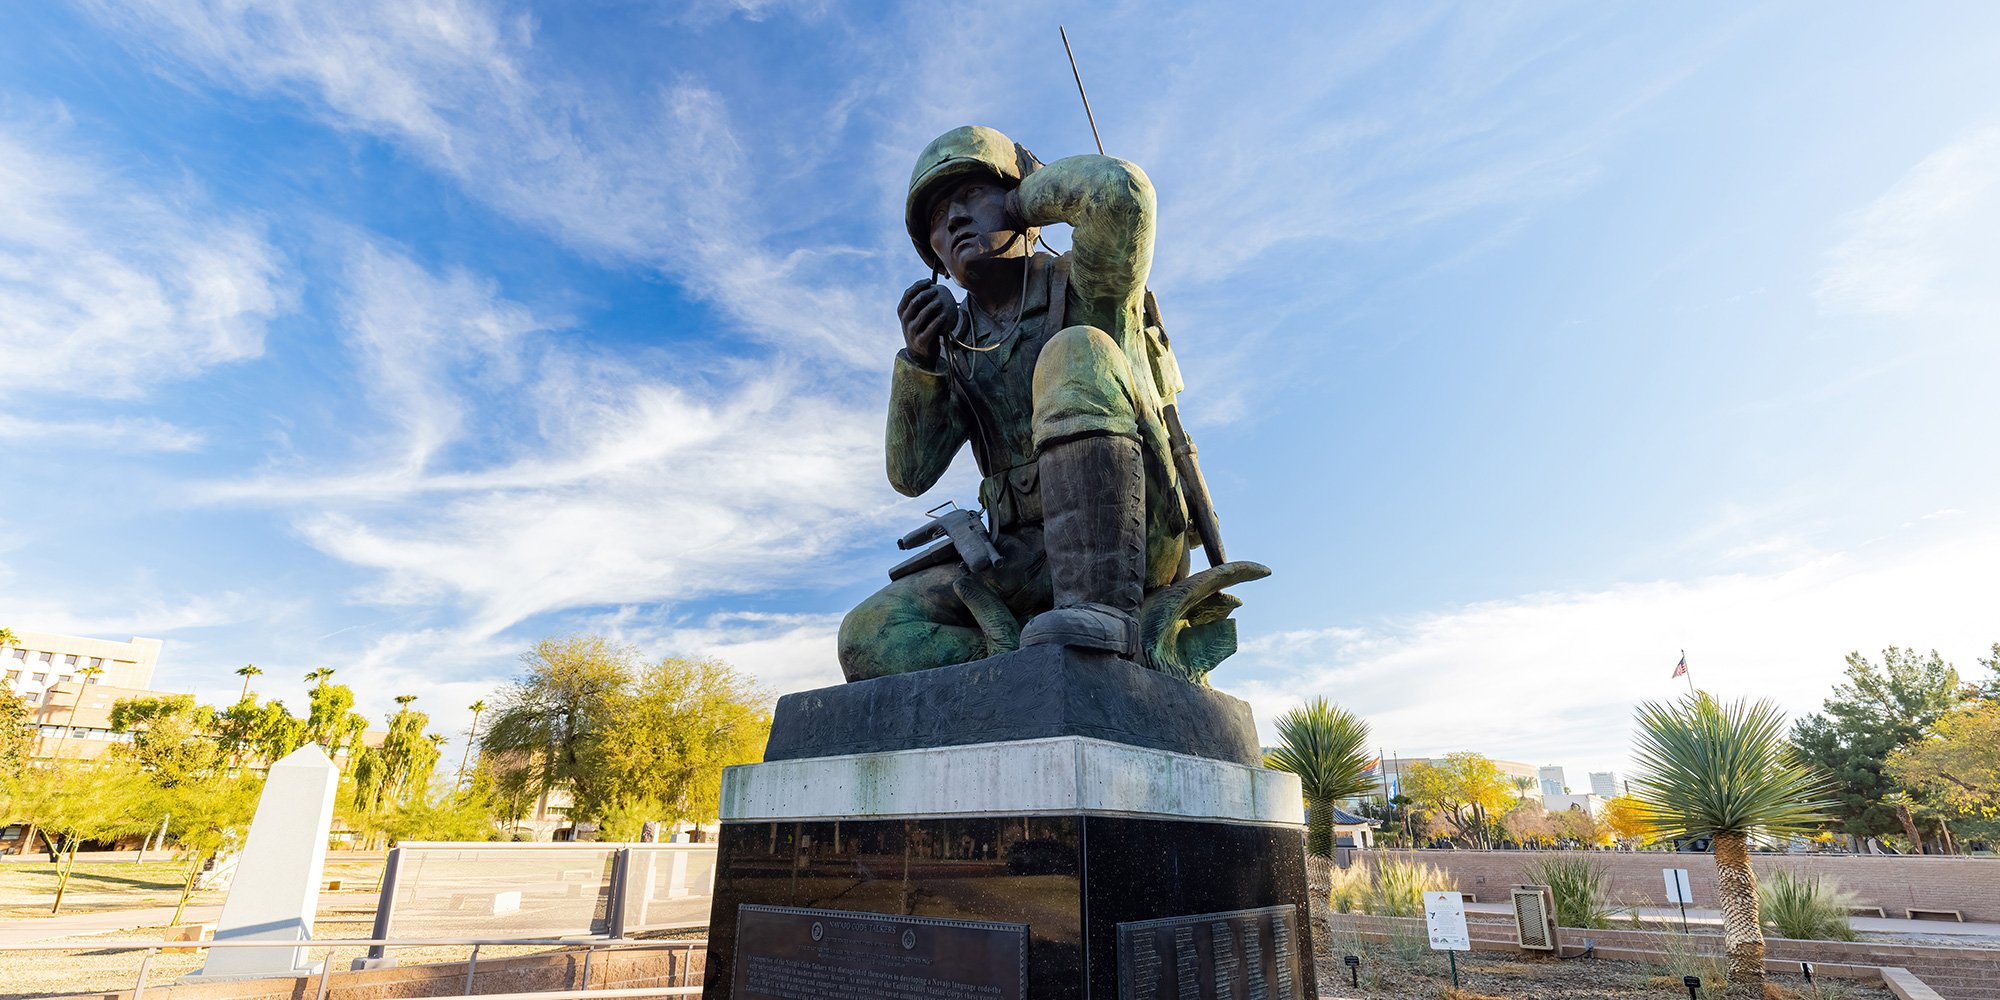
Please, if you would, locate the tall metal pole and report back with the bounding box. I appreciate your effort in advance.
[1059,26,1105,155]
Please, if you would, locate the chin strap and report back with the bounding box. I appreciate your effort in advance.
[951,229,1035,353]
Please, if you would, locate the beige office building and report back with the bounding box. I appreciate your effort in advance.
[3,630,161,710]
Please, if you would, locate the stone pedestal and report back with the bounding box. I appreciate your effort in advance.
[186,744,338,981]
[703,649,1319,1000]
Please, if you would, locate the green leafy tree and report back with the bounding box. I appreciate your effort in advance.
[12,763,154,912]
[353,696,440,818]
[159,776,261,924]
[0,682,31,773]
[481,635,634,823]
[1632,692,1831,983]
[380,778,500,845]
[306,681,357,750]
[1887,701,2000,830]
[216,696,308,769]
[108,695,224,788]
[1263,698,1373,857]
[1402,752,1513,848]
[1790,647,1968,848]
[587,656,771,829]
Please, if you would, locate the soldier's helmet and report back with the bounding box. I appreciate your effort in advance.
[906,125,1040,273]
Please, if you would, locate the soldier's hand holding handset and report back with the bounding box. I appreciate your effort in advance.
[898,278,956,368]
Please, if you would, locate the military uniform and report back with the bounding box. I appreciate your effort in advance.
[838,127,1192,681]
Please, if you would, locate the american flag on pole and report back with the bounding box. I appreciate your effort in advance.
[1672,654,1688,679]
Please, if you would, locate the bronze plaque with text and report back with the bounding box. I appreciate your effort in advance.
[1116,904,1303,1000]
[731,904,1027,1000]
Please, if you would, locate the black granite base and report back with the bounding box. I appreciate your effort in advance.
[702,813,1318,1000]
[763,645,1263,767]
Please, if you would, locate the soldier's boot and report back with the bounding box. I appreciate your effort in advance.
[1020,433,1145,658]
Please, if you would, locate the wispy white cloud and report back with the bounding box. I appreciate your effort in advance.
[202,239,890,639]
[0,414,204,452]
[1218,517,2000,777]
[0,110,289,398]
[1815,123,2000,322]
[78,0,891,368]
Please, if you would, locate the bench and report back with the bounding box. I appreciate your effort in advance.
[1905,908,1962,922]
[1846,905,1885,918]
[162,922,213,954]
[448,890,523,916]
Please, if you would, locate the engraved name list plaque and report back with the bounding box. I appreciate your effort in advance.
[731,905,1027,1000]
[1116,905,1302,1000]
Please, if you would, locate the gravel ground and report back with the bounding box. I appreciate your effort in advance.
[0,913,571,1000]
[0,856,493,1000]
[1310,937,1898,1000]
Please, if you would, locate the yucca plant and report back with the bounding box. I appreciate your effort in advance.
[1759,869,1857,941]
[1264,698,1374,857]
[1525,854,1611,929]
[1630,691,1832,983]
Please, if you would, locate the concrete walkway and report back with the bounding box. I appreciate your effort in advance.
[1465,900,2000,938]
[0,903,222,945]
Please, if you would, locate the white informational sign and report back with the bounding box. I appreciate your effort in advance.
[1423,891,1471,952]
[1664,868,1693,904]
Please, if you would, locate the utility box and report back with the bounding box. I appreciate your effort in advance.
[1511,885,1559,952]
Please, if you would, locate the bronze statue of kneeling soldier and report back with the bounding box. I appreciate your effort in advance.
[838,125,1265,684]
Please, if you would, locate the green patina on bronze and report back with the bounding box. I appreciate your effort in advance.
[838,126,1265,684]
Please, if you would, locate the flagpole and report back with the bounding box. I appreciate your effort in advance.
[1683,649,1694,696]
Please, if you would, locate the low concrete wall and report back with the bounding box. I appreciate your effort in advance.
[58,942,705,1000]
[1327,912,1994,1000]
[1360,848,2000,922]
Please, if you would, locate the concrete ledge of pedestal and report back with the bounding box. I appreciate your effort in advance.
[764,645,1262,766]
[720,735,1304,826]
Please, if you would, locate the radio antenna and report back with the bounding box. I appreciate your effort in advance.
[1059,26,1105,155]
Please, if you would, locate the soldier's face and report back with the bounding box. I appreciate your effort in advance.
[927,176,1026,282]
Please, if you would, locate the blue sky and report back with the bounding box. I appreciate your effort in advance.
[3,1,1996,781]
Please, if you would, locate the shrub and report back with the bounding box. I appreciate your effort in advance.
[1328,861,1369,913]
[1365,857,1455,917]
[1758,869,1857,941]
[1658,931,1729,993]
[1525,855,1612,929]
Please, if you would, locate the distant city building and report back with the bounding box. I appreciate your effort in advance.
[1370,755,1543,801]
[2,630,160,710]
[1589,771,1620,798]
[1544,792,1608,818]
[1538,765,1566,798]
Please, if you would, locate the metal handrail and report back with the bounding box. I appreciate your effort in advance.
[425,990,701,999]
[0,935,706,950]
[3,934,709,1000]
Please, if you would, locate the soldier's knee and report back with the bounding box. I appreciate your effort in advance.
[1032,325,1138,449]
[836,595,896,682]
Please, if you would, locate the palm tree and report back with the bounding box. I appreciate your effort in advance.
[305,667,335,690]
[0,627,18,648]
[1631,692,1831,983]
[456,699,487,789]
[48,664,105,761]
[1265,697,1374,857]
[235,664,262,702]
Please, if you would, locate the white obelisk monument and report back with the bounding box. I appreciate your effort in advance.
[187,743,339,980]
